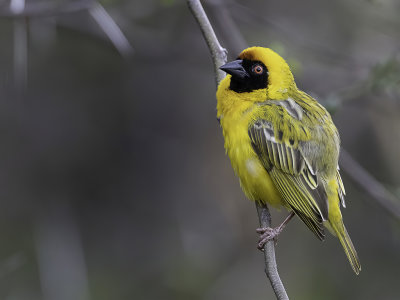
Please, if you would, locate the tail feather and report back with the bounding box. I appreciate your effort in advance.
[330,220,361,275]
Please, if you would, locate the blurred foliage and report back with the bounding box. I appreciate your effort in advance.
[369,56,400,98]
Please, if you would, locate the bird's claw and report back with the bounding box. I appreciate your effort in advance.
[256,227,282,250]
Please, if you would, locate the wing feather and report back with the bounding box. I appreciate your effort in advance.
[249,119,328,239]
[336,168,346,208]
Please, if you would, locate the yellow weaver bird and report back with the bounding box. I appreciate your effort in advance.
[216,47,361,274]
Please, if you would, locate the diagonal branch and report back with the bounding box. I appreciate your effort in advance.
[340,149,400,220]
[187,1,289,299]
[89,2,133,58]
[1,0,93,18]
[187,0,227,87]
[2,0,134,58]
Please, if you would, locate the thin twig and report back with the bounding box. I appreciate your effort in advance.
[187,0,227,87]
[11,0,28,92]
[3,0,134,58]
[89,2,134,58]
[340,149,400,220]
[256,203,290,300]
[0,0,93,18]
[186,0,289,298]
[10,0,25,14]
[330,70,400,221]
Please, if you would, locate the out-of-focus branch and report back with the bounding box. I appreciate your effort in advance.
[88,2,133,58]
[187,0,227,87]
[2,0,133,58]
[187,1,289,299]
[11,0,28,95]
[0,0,93,18]
[35,201,91,300]
[328,61,400,221]
[340,149,400,220]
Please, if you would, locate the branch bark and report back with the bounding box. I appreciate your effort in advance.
[187,0,227,87]
[256,203,290,300]
[187,0,289,299]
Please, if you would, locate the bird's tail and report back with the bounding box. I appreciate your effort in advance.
[330,219,361,275]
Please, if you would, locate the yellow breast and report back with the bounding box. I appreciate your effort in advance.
[217,83,282,207]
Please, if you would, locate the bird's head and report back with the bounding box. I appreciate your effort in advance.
[219,47,296,100]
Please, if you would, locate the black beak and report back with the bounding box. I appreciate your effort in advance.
[220,59,248,79]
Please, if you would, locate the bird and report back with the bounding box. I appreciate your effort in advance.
[216,46,361,274]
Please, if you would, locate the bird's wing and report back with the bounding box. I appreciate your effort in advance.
[336,167,346,208]
[249,117,329,240]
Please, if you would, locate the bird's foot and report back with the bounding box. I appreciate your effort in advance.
[256,226,282,250]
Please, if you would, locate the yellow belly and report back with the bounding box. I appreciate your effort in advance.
[222,117,283,207]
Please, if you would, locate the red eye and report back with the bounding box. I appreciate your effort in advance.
[252,64,263,75]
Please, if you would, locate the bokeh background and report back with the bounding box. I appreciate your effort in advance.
[0,0,399,299]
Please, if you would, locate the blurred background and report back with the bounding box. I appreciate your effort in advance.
[0,0,399,299]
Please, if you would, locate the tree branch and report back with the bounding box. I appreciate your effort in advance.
[187,0,227,87]
[187,1,289,299]
[0,0,93,18]
[340,149,400,220]
[1,0,134,58]
[88,2,133,58]
[256,202,290,300]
